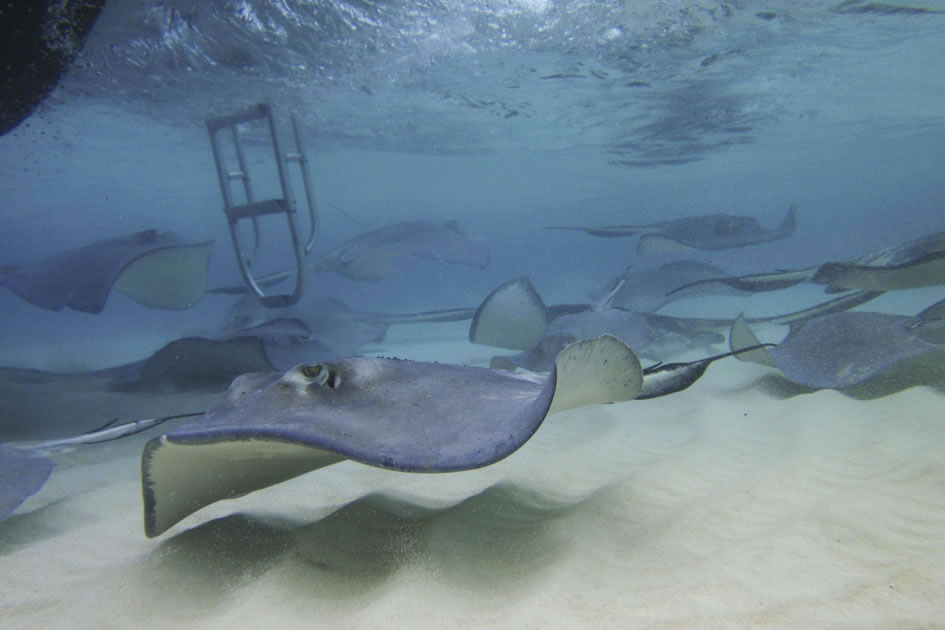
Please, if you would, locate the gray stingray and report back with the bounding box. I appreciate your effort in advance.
[209,220,490,293]
[546,205,796,254]
[0,229,213,313]
[141,335,644,537]
[313,219,490,280]
[670,230,945,296]
[217,295,389,364]
[0,340,257,441]
[216,294,476,368]
[833,1,945,15]
[729,298,945,389]
[468,277,882,370]
[1,414,196,525]
[588,261,741,312]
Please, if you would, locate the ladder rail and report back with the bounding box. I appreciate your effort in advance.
[205,102,318,308]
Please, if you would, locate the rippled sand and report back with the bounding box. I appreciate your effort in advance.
[2,329,945,628]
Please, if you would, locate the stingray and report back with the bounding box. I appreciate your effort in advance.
[832,1,945,15]
[588,261,741,312]
[1,414,196,525]
[545,205,796,254]
[217,295,390,364]
[313,219,490,280]
[670,229,945,296]
[215,294,477,368]
[209,220,490,293]
[729,298,945,389]
[0,341,252,441]
[0,229,213,313]
[141,335,644,537]
[468,277,882,369]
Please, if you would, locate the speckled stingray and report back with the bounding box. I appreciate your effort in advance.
[546,205,796,254]
[141,335,643,537]
[0,229,212,313]
[730,302,945,388]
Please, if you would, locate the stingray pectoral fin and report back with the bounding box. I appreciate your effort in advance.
[469,277,549,350]
[729,314,778,368]
[774,203,797,239]
[548,334,643,414]
[918,296,945,322]
[0,444,55,523]
[112,242,213,309]
[636,234,699,255]
[142,437,343,538]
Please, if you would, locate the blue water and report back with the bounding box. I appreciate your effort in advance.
[1,0,944,369]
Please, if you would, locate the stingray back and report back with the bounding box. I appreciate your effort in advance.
[772,312,940,388]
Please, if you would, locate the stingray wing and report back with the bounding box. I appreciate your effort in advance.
[0,444,54,523]
[0,230,211,313]
[141,336,642,537]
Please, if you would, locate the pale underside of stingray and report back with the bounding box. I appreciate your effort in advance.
[0,229,213,313]
[141,335,644,537]
[545,205,796,254]
[729,298,945,389]
[669,229,945,296]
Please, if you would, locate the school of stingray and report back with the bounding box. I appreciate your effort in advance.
[2,206,945,538]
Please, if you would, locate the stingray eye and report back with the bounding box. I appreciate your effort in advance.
[301,364,323,379]
[300,363,341,389]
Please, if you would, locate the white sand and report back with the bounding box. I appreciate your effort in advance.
[3,322,945,628]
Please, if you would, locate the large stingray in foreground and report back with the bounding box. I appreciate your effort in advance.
[0,229,213,313]
[142,335,644,537]
[729,299,945,389]
[546,205,796,254]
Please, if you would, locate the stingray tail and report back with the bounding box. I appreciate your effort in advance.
[25,412,204,452]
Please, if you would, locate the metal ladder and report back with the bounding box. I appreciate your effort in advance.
[206,102,318,307]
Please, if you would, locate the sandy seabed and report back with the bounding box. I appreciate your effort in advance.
[2,325,945,629]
